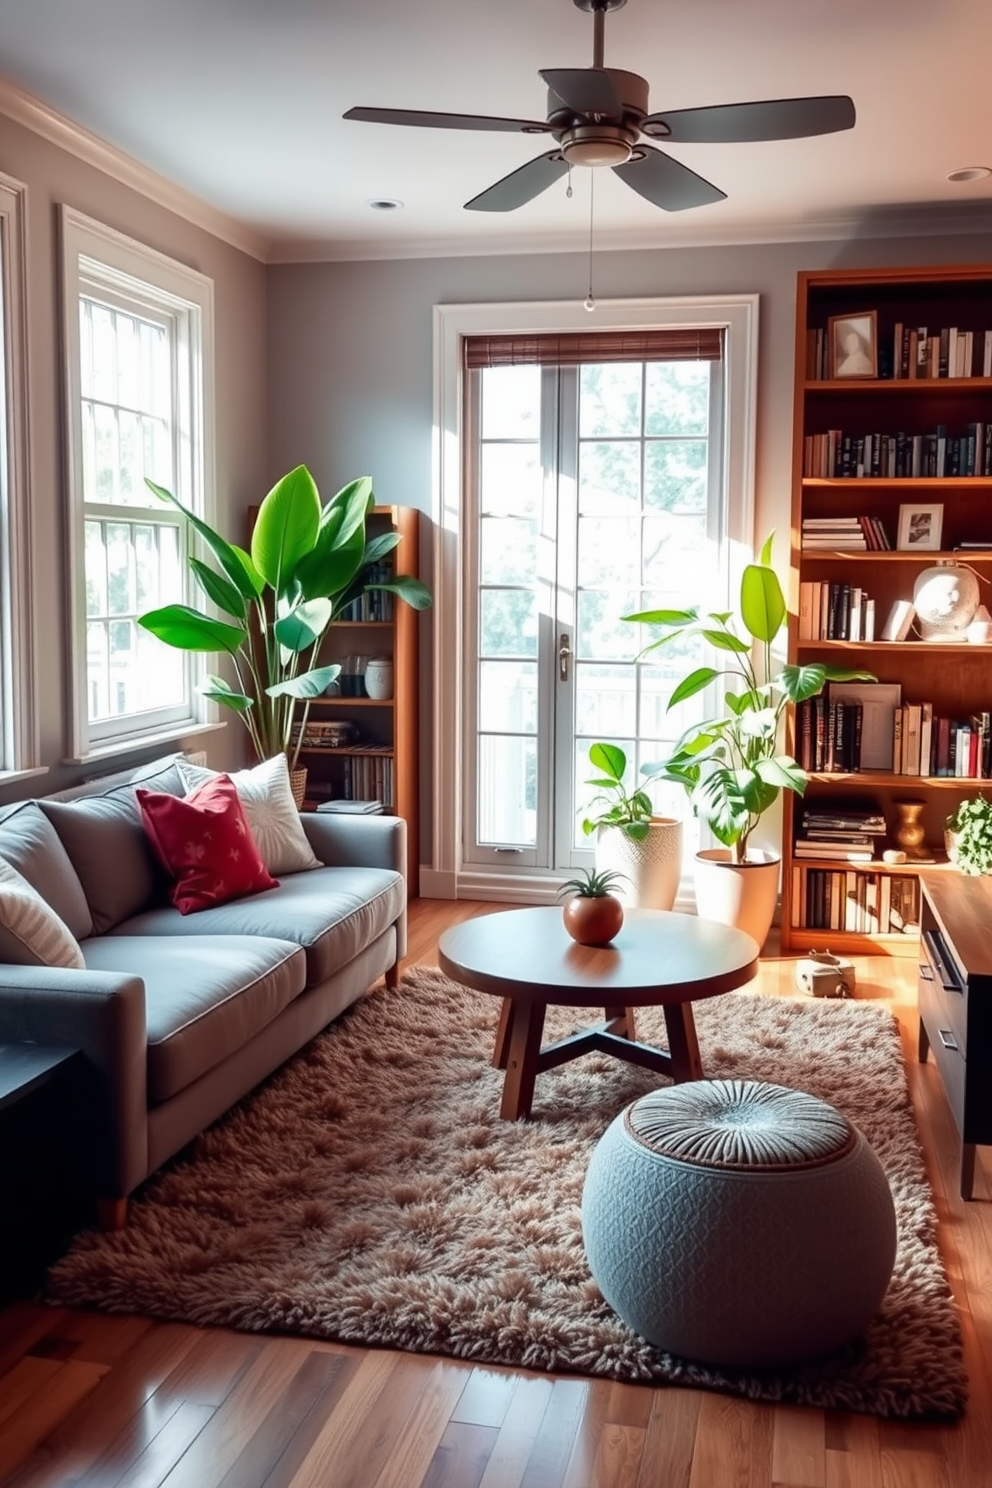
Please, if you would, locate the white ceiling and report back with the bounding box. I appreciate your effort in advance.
[1,0,991,262]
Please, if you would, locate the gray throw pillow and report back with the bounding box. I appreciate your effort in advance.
[0,801,93,940]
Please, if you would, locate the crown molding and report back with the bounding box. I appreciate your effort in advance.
[0,75,270,263]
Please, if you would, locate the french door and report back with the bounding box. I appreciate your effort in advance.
[463,352,732,882]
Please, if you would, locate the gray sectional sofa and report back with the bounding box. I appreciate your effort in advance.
[0,753,407,1226]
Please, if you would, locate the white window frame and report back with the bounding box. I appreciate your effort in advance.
[60,206,216,762]
[0,172,43,783]
[428,294,759,903]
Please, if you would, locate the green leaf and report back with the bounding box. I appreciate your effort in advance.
[756,754,808,792]
[273,597,334,653]
[668,667,719,708]
[296,521,367,604]
[362,531,402,564]
[189,558,246,620]
[200,674,253,712]
[702,629,750,654]
[324,477,375,547]
[589,742,626,782]
[266,664,341,699]
[251,465,321,588]
[622,607,698,626]
[137,605,245,655]
[757,531,775,567]
[740,560,786,643]
[373,576,433,610]
[145,479,263,600]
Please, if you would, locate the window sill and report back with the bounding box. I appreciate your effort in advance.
[0,765,50,786]
[62,720,227,767]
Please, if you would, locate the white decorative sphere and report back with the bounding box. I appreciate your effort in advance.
[912,562,979,641]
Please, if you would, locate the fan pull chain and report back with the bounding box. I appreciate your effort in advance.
[566,161,573,199]
[584,173,596,312]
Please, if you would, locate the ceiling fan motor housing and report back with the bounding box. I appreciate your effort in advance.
[549,68,647,166]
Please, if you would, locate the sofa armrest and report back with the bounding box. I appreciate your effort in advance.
[0,967,148,1199]
[302,812,407,875]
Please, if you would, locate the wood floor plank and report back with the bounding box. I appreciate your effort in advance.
[0,1356,63,1430]
[369,1361,476,1488]
[418,1420,499,1488]
[0,1305,70,1379]
[0,1358,107,1479]
[89,1400,215,1488]
[450,1366,519,1429]
[565,1421,645,1488]
[687,1394,774,1488]
[210,1348,355,1488]
[517,1377,591,1488]
[771,1404,826,1487]
[634,1387,701,1488]
[476,1375,556,1488]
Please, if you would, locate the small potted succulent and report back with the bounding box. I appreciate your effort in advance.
[945,795,992,876]
[557,866,627,947]
[581,742,682,909]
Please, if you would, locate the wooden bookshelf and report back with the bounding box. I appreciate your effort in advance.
[299,504,420,890]
[784,265,992,956]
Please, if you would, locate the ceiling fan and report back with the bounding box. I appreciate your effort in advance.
[344,0,855,214]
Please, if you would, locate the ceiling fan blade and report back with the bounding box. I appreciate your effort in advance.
[643,95,856,144]
[614,146,726,212]
[539,68,623,117]
[465,151,568,212]
[343,106,553,135]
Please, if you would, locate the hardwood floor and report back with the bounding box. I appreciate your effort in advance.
[1,898,989,1487]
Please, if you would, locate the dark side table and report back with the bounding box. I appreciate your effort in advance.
[0,1044,79,1111]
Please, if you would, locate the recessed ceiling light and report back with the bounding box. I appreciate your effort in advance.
[946,166,991,183]
[367,198,404,211]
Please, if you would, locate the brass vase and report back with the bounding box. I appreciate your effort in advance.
[892,801,931,861]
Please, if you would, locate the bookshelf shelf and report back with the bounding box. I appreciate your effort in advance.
[785,263,992,956]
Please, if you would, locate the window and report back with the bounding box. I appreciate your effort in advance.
[431,296,758,903]
[61,208,215,759]
[0,172,39,779]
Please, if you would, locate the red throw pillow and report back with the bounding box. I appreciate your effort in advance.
[136,773,278,915]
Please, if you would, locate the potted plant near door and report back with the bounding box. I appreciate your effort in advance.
[581,742,683,910]
[138,465,431,803]
[624,535,873,946]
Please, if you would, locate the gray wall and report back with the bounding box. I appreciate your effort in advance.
[266,230,992,862]
[0,114,268,803]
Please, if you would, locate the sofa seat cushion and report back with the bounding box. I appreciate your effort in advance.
[108,866,404,988]
[82,934,306,1102]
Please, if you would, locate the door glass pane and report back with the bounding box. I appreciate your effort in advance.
[577,516,640,587]
[645,361,710,436]
[480,443,542,517]
[480,516,538,585]
[576,588,640,660]
[579,363,641,437]
[578,441,641,513]
[480,590,538,658]
[481,365,540,440]
[479,660,537,733]
[478,735,536,845]
[575,662,637,738]
[642,514,709,589]
[644,440,708,512]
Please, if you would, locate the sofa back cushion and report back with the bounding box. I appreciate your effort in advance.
[0,856,86,968]
[40,759,187,934]
[0,801,93,940]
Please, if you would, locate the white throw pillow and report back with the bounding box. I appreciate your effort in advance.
[0,855,86,969]
[176,755,321,875]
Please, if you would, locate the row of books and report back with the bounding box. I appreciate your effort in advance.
[800,516,891,550]
[803,424,992,478]
[806,324,992,382]
[795,697,866,775]
[797,582,876,642]
[338,563,396,622]
[790,867,920,935]
[794,805,888,861]
[893,704,992,778]
[342,751,395,807]
[290,719,360,749]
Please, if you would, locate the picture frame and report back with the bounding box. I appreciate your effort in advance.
[826,681,902,769]
[828,310,878,379]
[897,502,944,551]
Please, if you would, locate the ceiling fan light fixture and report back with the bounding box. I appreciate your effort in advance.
[946,166,991,183]
[560,124,635,166]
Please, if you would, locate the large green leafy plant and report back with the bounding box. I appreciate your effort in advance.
[581,742,655,842]
[138,465,431,769]
[625,535,873,864]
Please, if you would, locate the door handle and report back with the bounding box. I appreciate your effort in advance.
[938,1029,959,1051]
[558,633,571,682]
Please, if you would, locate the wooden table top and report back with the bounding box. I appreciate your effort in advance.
[438,906,759,1008]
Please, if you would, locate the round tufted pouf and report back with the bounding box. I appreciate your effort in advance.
[581,1078,897,1369]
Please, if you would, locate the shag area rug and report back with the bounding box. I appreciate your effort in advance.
[47,967,966,1419]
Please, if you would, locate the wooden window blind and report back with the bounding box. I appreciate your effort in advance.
[464,327,723,368]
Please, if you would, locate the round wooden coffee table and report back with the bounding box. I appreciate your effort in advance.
[437,906,759,1120]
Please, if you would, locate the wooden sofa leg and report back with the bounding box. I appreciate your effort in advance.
[384,962,401,989]
[97,1198,129,1231]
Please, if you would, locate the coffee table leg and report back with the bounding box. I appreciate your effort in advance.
[501,1001,547,1120]
[663,1002,704,1082]
[604,1005,635,1041]
[493,996,514,1069]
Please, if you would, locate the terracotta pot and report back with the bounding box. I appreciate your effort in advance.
[562,893,624,947]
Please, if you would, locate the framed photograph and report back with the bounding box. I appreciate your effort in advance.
[827,681,902,769]
[828,311,878,379]
[897,502,944,551]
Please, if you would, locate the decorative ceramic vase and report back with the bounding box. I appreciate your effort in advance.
[892,800,930,860]
[594,818,683,910]
[562,893,624,947]
[364,655,394,700]
[693,848,780,951]
[912,561,979,642]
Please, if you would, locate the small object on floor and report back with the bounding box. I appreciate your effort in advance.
[581,1078,897,1369]
[315,799,384,814]
[796,951,856,998]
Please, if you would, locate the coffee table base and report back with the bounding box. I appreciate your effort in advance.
[492,997,703,1121]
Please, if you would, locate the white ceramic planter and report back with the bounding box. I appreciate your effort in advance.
[364,656,394,700]
[594,818,683,910]
[693,847,780,950]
